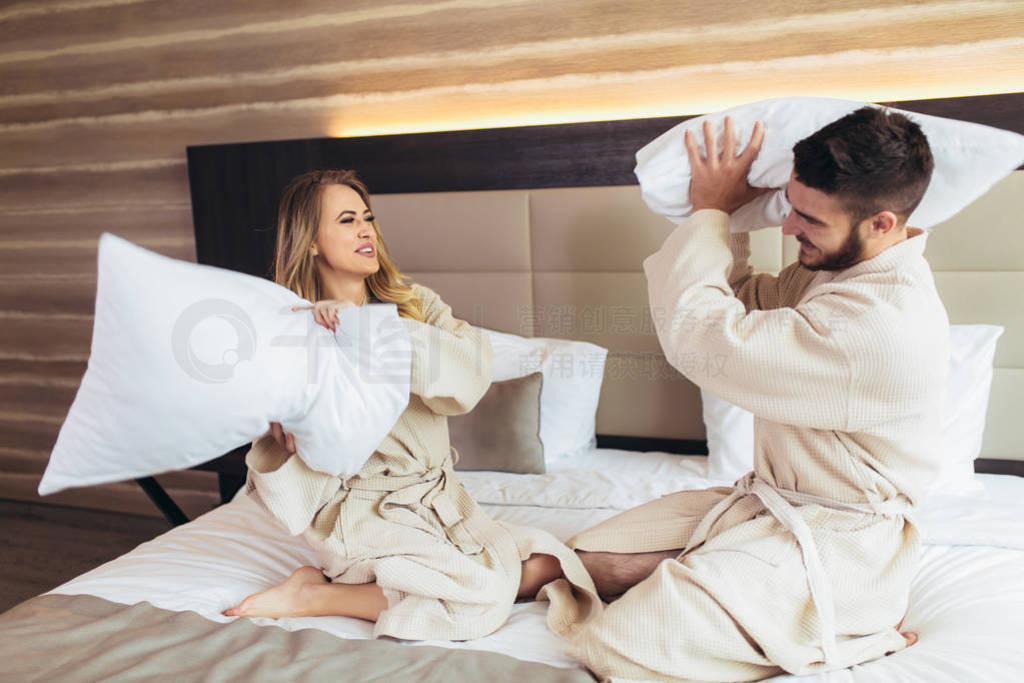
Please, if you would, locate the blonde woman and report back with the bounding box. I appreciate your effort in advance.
[222,170,598,641]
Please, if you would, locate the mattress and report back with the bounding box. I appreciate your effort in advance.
[7,449,1024,681]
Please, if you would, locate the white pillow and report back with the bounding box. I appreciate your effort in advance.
[484,329,607,460]
[38,234,411,495]
[701,324,1004,495]
[701,389,754,482]
[635,97,1024,231]
[930,324,1004,495]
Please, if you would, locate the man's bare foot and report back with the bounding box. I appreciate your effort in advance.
[222,566,328,618]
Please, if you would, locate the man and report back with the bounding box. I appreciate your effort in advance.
[563,108,948,680]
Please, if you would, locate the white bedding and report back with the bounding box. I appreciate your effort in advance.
[51,449,1024,681]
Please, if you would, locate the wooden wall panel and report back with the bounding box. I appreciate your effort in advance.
[0,204,194,247]
[2,0,1022,515]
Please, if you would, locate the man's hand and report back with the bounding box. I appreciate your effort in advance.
[270,421,296,454]
[685,117,769,214]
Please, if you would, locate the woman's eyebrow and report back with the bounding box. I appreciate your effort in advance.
[335,209,373,220]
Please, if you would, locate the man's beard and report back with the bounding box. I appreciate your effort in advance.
[800,223,866,271]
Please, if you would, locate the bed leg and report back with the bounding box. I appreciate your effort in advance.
[218,473,245,505]
[135,477,189,526]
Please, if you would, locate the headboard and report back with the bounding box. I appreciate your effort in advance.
[182,93,1024,507]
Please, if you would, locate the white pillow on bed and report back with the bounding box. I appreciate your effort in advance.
[38,234,412,495]
[930,324,1004,494]
[701,324,1004,495]
[635,97,1024,231]
[701,389,755,482]
[484,329,607,460]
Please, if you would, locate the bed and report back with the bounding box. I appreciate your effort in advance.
[2,93,1022,682]
[5,452,1024,681]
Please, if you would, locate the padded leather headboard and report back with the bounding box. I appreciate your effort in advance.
[186,94,1023,470]
[370,177,1024,461]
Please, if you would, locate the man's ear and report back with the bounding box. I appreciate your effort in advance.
[866,210,899,236]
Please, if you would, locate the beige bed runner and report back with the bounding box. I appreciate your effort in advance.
[0,594,595,682]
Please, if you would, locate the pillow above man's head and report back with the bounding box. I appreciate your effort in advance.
[38,234,411,495]
[635,97,1024,231]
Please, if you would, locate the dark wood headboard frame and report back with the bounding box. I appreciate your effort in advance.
[142,93,1023,525]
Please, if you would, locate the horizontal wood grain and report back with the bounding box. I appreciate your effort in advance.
[0,418,61,452]
[0,240,194,278]
[0,359,87,382]
[3,11,1017,124]
[4,1,955,92]
[0,383,77,419]
[0,279,97,315]
[0,206,192,253]
[0,161,190,213]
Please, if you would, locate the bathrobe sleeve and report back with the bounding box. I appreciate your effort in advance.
[401,285,493,416]
[644,210,879,431]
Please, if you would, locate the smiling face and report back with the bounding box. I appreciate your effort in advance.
[782,172,870,272]
[314,183,381,279]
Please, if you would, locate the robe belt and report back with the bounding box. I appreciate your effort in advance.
[682,471,911,667]
[342,462,482,555]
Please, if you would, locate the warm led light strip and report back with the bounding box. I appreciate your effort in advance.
[328,41,1024,138]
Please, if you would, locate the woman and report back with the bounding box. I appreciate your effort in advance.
[222,170,599,641]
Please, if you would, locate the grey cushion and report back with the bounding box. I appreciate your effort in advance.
[450,372,545,474]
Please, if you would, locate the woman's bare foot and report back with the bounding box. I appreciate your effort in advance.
[518,554,563,599]
[222,566,328,618]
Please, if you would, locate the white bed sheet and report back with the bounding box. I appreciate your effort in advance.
[50,449,1024,681]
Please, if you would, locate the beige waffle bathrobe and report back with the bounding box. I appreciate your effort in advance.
[244,284,600,641]
[564,210,949,681]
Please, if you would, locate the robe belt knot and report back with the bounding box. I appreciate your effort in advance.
[682,471,911,667]
[346,462,482,554]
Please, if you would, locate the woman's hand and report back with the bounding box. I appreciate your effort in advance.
[269,421,296,453]
[291,299,354,332]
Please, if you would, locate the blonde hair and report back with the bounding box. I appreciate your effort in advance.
[272,169,424,322]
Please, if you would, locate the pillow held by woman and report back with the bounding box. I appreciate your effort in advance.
[38,234,411,494]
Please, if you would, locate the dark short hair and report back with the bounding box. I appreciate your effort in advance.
[792,106,934,223]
